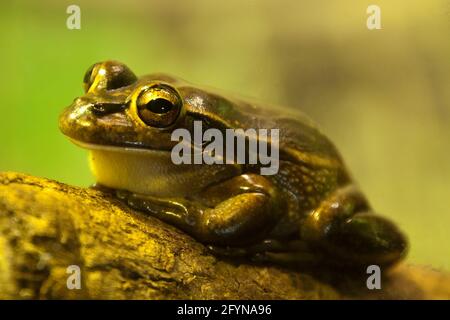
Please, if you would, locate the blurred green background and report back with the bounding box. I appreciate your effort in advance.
[1,0,449,270]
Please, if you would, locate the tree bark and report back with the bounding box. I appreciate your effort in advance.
[0,172,449,299]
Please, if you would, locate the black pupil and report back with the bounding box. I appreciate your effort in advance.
[146,98,174,114]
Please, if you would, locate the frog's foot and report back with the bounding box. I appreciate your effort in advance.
[207,239,291,257]
[301,185,408,267]
[208,239,322,266]
[206,245,250,258]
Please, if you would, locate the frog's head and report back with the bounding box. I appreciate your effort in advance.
[59,60,240,195]
[59,60,193,152]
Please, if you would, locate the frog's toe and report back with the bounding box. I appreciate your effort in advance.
[327,212,408,267]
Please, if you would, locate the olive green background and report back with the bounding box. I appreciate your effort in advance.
[1,0,449,270]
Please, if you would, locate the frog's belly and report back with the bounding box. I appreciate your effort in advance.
[87,146,239,197]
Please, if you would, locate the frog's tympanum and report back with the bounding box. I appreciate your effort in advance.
[60,61,407,268]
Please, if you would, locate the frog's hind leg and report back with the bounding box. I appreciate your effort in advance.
[301,185,408,267]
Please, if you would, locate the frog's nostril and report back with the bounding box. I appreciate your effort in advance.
[90,103,127,115]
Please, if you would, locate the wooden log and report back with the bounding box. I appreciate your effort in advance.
[0,172,449,299]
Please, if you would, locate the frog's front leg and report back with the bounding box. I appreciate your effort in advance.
[118,174,285,246]
[301,184,408,267]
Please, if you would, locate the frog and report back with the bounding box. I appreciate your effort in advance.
[59,60,408,268]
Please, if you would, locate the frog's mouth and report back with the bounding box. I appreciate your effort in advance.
[71,139,172,155]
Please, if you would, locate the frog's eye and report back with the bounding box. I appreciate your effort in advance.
[136,84,182,128]
[83,61,137,93]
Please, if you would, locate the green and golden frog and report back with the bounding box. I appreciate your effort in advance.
[59,61,407,267]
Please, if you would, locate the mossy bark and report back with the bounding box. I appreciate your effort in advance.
[0,172,449,299]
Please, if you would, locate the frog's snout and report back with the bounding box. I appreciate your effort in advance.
[59,98,90,139]
[60,97,93,124]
